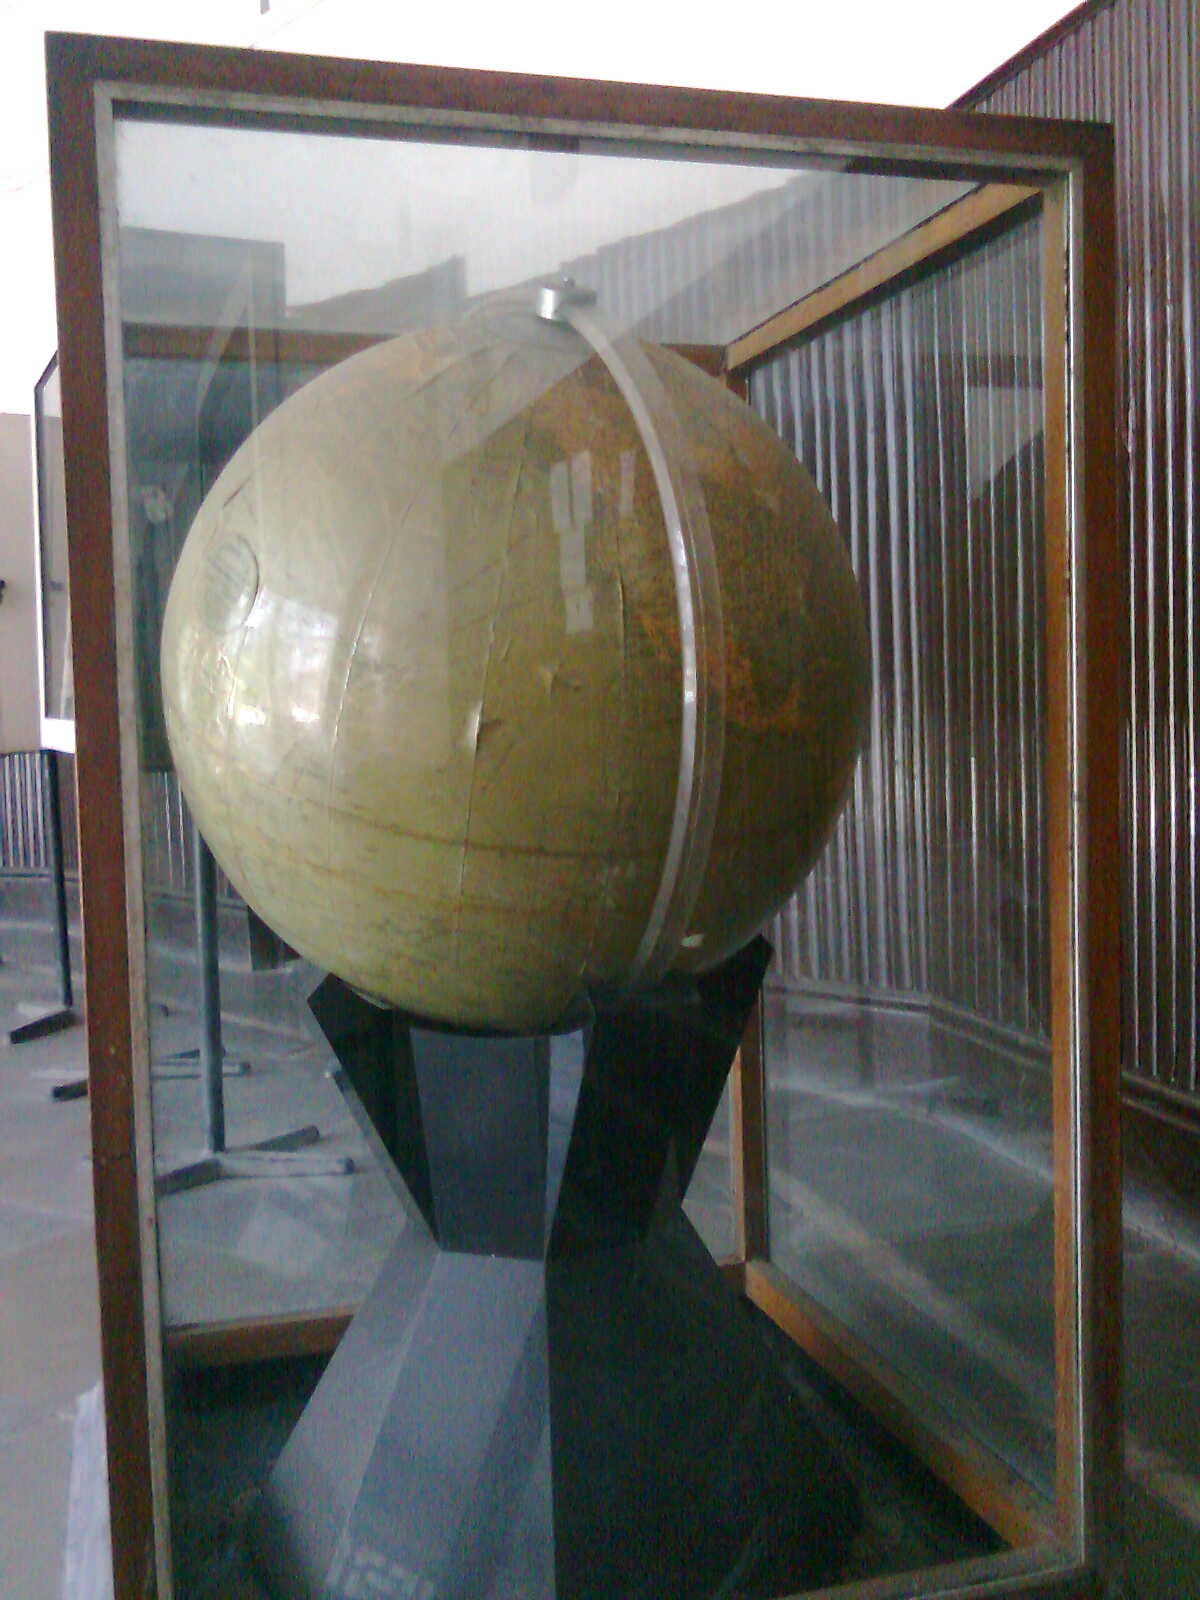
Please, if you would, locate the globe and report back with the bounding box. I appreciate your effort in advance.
[160,299,870,1032]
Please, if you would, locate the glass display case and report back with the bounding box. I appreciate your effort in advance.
[46,32,1121,1600]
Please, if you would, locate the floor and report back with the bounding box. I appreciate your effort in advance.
[2,885,1200,1599]
[0,918,101,1600]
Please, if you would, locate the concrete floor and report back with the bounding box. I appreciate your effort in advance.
[0,958,101,1599]
[3,893,1200,1598]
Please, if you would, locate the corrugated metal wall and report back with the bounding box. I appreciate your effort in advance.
[1,751,54,875]
[0,751,79,878]
[0,752,210,900]
[963,0,1199,1090]
[755,218,1050,1041]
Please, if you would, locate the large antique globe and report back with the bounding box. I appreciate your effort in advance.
[161,297,870,1031]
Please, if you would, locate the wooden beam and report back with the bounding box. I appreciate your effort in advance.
[1040,176,1082,1550]
[123,323,380,366]
[799,1555,1098,1600]
[164,1307,356,1370]
[725,182,1040,370]
[123,324,727,373]
[1069,133,1124,1578]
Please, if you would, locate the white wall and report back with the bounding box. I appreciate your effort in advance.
[0,412,41,754]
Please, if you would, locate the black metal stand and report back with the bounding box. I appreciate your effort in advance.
[154,824,352,1195]
[196,821,226,1151]
[248,940,861,1600]
[10,751,81,1062]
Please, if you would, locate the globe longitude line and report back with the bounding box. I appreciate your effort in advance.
[558,293,726,991]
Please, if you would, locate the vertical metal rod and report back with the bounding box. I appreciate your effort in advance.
[43,752,73,1010]
[729,996,769,1264]
[192,822,225,1154]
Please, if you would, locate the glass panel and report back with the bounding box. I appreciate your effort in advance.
[121,255,405,1331]
[757,216,1055,1498]
[107,97,1061,1599]
[115,118,971,346]
[34,360,72,725]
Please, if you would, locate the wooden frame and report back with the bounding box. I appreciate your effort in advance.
[164,1308,356,1372]
[746,1259,1051,1549]
[717,172,1079,1553]
[45,31,1119,1600]
[717,148,1120,1588]
[725,180,1040,369]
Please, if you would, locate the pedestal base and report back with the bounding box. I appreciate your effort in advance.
[247,942,860,1598]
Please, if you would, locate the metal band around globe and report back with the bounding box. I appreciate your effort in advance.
[536,282,727,988]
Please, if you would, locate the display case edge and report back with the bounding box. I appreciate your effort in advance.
[42,29,1121,1599]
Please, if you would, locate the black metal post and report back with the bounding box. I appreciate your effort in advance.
[193,822,226,1154]
[156,823,349,1193]
[45,751,73,1010]
[9,749,79,1052]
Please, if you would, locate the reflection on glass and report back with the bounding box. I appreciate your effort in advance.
[115,118,971,347]
[34,359,72,726]
[758,218,1055,1497]
[119,226,405,1333]
[110,99,1055,1599]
